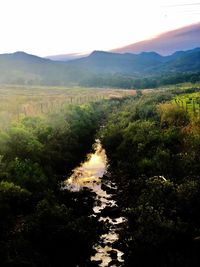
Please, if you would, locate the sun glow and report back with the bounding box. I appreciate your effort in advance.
[65,140,107,190]
[0,0,199,56]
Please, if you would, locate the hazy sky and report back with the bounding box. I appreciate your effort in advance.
[0,0,199,56]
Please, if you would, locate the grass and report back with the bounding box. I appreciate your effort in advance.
[0,85,136,129]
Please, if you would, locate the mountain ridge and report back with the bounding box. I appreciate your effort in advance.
[111,22,200,55]
[0,47,200,86]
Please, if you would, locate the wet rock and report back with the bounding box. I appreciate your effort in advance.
[108,250,118,259]
[112,240,125,253]
[101,207,120,218]
[96,199,102,206]
[104,241,112,246]
[101,184,116,195]
[105,218,110,224]
[101,183,110,192]
[91,260,102,266]
[108,259,119,266]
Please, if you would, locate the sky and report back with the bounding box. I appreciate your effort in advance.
[0,0,199,56]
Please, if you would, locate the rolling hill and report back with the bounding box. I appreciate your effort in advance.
[0,51,90,85]
[67,48,200,75]
[0,48,200,86]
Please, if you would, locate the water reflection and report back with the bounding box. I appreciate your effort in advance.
[65,140,125,267]
[66,140,107,191]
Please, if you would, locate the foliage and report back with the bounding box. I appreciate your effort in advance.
[0,98,107,267]
[100,88,200,266]
[173,92,200,117]
[1,85,200,266]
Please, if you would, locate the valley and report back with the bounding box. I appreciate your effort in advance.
[0,6,200,266]
[0,84,200,266]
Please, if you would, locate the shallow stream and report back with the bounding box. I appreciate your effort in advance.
[65,140,126,267]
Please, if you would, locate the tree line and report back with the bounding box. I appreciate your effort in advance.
[80,72,200,89]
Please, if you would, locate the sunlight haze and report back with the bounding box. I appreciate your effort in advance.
[0,0,199,56]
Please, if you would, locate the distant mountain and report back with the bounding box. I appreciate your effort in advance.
[111,22,200,55]
[67,48,200,75]
[0,51,89,85]
[45,52,89,62]
[0,48,200,86]
[153,47,200,74]
[67,50,165,75]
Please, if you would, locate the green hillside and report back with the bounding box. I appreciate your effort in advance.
[0,49,200,87]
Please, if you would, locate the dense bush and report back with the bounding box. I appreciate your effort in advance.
[0,102,103,267]
[1,88,200,266]
[100,90,200,266]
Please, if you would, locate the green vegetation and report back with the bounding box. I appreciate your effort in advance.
[99,86,200,266]
[0,99,105,266]
[1,49,200,89]
[81,72,200,89]
[173,92,200,117]
[1,84,200,266]
[0,85,127,266]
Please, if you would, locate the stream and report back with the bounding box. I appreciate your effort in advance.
[64,139,126,267]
